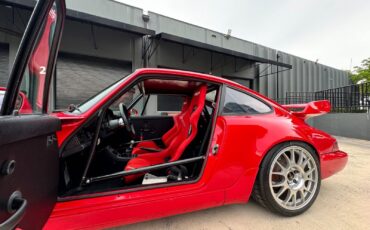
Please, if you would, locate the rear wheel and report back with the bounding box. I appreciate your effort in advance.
[252,142,321,216]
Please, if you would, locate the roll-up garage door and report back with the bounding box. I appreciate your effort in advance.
[0,43,9,88]
[56,54,131,109]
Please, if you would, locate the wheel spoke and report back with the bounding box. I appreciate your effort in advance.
[276,161,287,171]
[282,153,291,168]
[301,158,309,168]
[297,150,305,165]
[284,190,293,204]
[272,180,286,188]
[303,187,312,194]
[305,167,316,177]
[306,178,316,183]
[299,190,305,203]
[276,186,288,198]
[272,171,285,176]
[290,149,296,164]
[292,193,297,207]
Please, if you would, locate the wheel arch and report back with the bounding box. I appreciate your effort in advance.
[257,139,320,171]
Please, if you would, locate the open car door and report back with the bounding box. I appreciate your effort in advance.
[0,0,65,229]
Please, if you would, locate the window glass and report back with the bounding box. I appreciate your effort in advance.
[206,90,217,102]
[131,95,145,116]
[222,87,271,115]
[109,84,141,116]
[0,91,4,108]
[143,94,185,116]
[0,3,60,115]
[0,3,59,114]
[157,95,183,112]
[71,77,129,114]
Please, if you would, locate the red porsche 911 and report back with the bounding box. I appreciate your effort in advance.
[0,0,348,229]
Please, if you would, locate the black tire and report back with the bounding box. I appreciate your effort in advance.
[252,141,321,216]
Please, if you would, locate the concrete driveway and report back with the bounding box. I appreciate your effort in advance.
[116,137,370,230]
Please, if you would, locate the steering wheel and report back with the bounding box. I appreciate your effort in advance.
[119,103,136,137]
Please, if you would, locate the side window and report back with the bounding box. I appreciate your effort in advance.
[1,4,59,115]
[222,87,271,115]
[110,84,141,116]
[144,94,185,116]
[206,90,217,103]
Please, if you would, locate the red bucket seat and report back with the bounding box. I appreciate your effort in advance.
[124,84,207,183]
[132,97,191,154]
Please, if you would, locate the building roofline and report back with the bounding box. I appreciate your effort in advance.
[0,0,155,36]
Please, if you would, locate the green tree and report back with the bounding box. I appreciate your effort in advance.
[350,57,370,83]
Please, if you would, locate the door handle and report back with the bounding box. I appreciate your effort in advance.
[0,191,27,230]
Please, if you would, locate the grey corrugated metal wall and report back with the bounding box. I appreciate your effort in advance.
[144,12,349,97]
[258,51,349,99]
[0,44,9,87]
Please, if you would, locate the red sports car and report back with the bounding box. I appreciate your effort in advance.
[0,0,348,229]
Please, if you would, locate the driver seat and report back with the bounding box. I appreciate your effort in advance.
[132,97,191,154]
[124,84,207,183]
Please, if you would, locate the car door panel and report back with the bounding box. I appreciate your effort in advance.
[0,0,66,228]
[0,115,60,229]
[45,182,224,229]
[0,115,61,145]
[131,116,174,139]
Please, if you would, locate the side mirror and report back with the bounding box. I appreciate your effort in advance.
[0,90,32,114]
[15,92,32,114]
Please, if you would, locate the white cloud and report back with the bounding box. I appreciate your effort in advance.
[116,0,370,70]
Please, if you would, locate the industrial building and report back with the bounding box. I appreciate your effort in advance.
[0,0,349,110]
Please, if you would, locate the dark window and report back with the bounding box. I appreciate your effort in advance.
[157,95,184,111]
[222,87,271,115]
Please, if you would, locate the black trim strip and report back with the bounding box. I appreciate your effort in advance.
[0,0,155,36]
[156,33,292,69]
[84,156,205,184]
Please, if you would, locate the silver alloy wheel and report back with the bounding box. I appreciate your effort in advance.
[268,146,319,210]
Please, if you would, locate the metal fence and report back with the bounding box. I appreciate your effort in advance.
[275,82,370,113]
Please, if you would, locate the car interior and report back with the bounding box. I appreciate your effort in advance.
[58,77,220,197]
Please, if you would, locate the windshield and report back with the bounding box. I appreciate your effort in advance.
[70,75,131,114]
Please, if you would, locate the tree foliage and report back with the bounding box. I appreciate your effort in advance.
[350,57,370,83]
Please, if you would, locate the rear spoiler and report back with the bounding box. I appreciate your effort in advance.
[282,100,331,120]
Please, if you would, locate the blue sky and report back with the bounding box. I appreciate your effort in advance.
[116,0,370,70]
